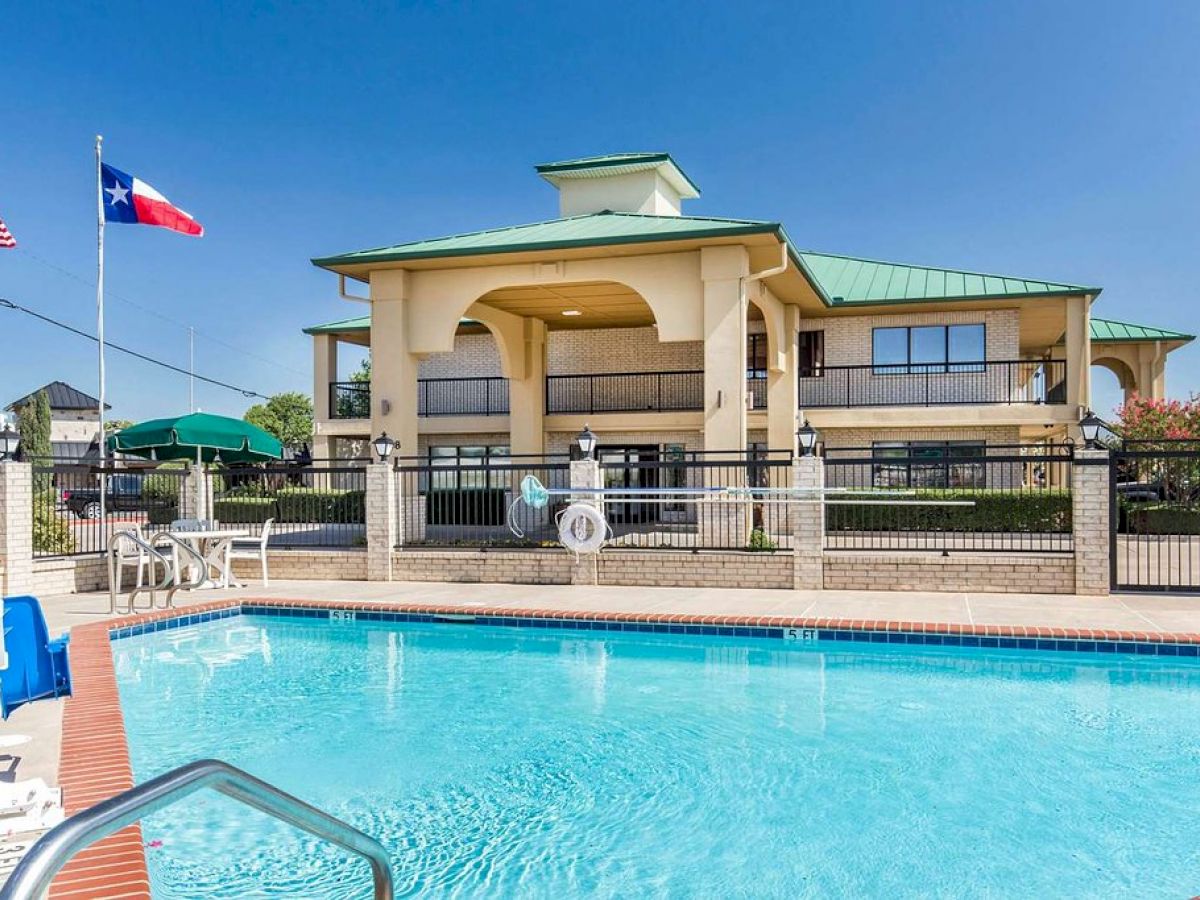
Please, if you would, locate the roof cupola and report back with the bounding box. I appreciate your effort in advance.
[535,152,699,218]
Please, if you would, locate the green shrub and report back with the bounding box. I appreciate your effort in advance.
[213,496,278,524]
[147,504,179,526]
[747,527,778,551]
[826,488,1072,533]
[142,463,185,503]
[33,492,74,554]
[1122,503,1200,535]
[276,487,365,523]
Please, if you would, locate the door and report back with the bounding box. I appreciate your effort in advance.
[599,445,660,524]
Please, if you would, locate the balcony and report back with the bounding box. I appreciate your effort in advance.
[797,359,1066,408]
[326,358,1067,421]
[329,378,510,419]
[546,371,703,415]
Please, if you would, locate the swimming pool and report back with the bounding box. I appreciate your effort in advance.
[111,610,1200,898]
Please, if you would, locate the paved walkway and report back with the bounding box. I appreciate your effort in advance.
[7,579,1200,791]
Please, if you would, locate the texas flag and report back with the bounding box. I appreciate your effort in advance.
[101,164,203,236]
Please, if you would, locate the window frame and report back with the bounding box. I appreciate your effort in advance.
[869,440,987,489]
[798,330,825,378]
[870,324,986,375]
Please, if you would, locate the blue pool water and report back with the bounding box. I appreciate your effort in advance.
[112,615,1200,898]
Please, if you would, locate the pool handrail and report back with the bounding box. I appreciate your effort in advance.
[106,530,174,615]
[151,531,214,604]
[0,758,395,900]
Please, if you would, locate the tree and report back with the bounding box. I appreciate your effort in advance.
[349,356,370,384]
[1116,395,1200,442]
[104,419,134,435]
[244,392,314,448]
[1115,395,1200,502]
[16,389,52,462]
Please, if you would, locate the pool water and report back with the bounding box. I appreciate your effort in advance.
[112,616,1200,898]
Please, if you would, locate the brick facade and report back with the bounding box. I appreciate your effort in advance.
[823,553,1076,594]
[1,461,33,596]
[1072,448,1110,595]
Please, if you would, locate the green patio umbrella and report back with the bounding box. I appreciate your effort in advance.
[107,413,284,520]
[106,412,284,464]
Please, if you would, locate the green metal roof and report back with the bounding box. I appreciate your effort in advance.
[302,314,370,335]
[311,211,778,268]
[534,152,701,196]
[1090,317,1194,343]
[795,250,1099,305]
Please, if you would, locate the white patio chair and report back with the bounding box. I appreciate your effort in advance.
[112,526,149,592]
[225,518,273,586]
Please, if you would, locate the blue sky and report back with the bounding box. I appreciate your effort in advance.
[2,0,1198,423]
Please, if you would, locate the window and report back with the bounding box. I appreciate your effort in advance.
[429,445,510,490]
[871,441,986,488]
[746,333,768,380]
[872,324,985,374]
[798,330,824,378]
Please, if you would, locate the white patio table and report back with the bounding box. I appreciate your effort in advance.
[160,528,252,590]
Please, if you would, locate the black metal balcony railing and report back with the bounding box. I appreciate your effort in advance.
[420,376,509,416]
[329,359,1067,420]
[546,371,704,415]
[330,382,370,419]
[797,359,1067,408]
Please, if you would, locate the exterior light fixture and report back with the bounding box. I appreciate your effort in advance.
[372,431,396,462]
[1078,410,1103,449]
[561,309,582,317]
[796,420,818,456]
[0,424,18,460]
[576,424,597,460]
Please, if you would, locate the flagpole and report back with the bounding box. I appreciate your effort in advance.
[96,134,106,523]
[188,325,195,412]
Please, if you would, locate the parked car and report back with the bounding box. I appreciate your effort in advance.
[1116,481,1164,503]
[63,474,143,519]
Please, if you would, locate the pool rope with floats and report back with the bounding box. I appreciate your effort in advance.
[509,475,975,556]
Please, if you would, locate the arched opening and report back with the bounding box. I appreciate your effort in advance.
[1092,357,1137,418]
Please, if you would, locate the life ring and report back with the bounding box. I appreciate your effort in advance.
[558,503,608,554]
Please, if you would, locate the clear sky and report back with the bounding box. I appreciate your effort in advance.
[2,0,1198,423]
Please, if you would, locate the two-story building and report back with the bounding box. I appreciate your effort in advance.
[305,153,1192,474]
[5,381,109,460]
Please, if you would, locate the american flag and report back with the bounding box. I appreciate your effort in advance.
[0,213,14,248]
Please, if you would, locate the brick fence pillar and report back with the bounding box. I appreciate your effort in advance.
[792,454,825,590]
[1072,447,1110,595]
[569,458,602,585]
[1,461,34,596]
[178,463,212,524]
[366,462,397,581]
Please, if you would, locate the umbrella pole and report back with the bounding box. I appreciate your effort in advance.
[195,445,203,523]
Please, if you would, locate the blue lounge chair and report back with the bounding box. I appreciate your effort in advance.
[1,595,72,720]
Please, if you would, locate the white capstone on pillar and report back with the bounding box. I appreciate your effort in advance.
[0,461,34,596]
[568,458,602,585]
[792,454,825,591]
[366,461,397,581]
[1071,447,1110,596]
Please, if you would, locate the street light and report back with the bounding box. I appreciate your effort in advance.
[372,432,396,462]
[576,424,597,460]
[1079,410,1103,449]
[796,420,818,456]
[0,424,18,460]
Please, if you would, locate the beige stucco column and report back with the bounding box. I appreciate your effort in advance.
[700,245,748,455]
[509,317,547,456]
[312,333,338,421]
[1064,295,1092,424]
[767,304,800,457]
[370,270,421,456]
[1138,343,1167,401]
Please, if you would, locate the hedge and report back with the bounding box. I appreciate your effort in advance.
[275,487,365,524]
[826,489,1072,533]
[1121,503,1200,535]
[33,492,74,554]
[213,496,277,524]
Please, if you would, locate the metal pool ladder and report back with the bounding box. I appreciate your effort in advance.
[0,759,395,900]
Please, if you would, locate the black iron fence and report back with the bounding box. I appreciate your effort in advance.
[419,376,509,416]
[210,462,367,548]
[823,443,1074,553]
[393,455,571,547]
[546,371,704,414]
[799,359,1067,408]
[597,449,794,551]
[30,463,187,558]
[1112,440,1200,592]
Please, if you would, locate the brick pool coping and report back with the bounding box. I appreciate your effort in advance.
[52,596,1200,896]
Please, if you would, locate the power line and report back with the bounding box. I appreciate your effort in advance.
[0,297,270,399]
[16,249,309,378]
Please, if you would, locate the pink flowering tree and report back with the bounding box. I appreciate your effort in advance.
[1115,395,1200,501]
